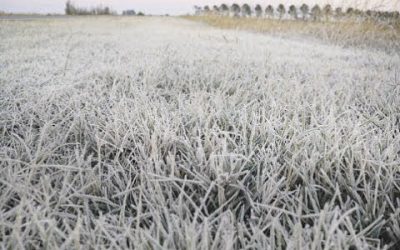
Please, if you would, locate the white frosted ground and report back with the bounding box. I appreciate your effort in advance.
[0,17,399,249]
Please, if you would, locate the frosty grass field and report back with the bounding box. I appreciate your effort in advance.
[0,16,400,249]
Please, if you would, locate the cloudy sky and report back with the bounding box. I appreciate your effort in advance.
[1,0,399,15]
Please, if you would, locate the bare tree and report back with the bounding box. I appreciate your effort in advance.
[353,9,363,18]
[300,4,309,20]
[365,10,373,19]
[323,4,332,21]
[220,4,229,16]
[122,10,136,16]
[231,4,241,17]
[393,11,400,20]
[104,7,110,15]
[65,1,113,15]
[212,5,220,14]
[193,5,202,15]
[346,7,354,17]
[65,1,76,15]
[335,7,343,19]
[288,5,298,20]
[265,5,274,18]
[277,4,286,19]
[311,5,322,21]
[241,4,252,17]
[255,4,263,18]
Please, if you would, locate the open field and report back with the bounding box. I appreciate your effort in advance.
[1,17,400,249]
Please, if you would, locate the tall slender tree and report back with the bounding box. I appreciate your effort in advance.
[346,7,354,17]
[353,9,362,18]
[277,4,286,19]
[288,5,297,19]
[213,5,219,14]
[323,4,332,20]
[241,4,252,17]
[300,4,309,20]
[104,7,110,15]
[231,4,241,17]
[255,4,263,18]
[65,0,76,15]
[311,5,322,21]
[393,11,400,19]
[220,4,229,16]
[265,5,274,18]
[193,5,202,15]
[335,7,343,19]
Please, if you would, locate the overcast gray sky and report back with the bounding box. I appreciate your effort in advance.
[1,0,399,15]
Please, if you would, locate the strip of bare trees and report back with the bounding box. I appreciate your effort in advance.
[65,1,114,15]
[194,3,400,22]
[65,1,145,16]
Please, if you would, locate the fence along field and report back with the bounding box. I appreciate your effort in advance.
[0,2,400,250]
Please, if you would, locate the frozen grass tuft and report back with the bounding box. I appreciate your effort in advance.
[0,17,400,249]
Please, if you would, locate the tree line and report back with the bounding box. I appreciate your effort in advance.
[194,3,400,22]
[65,0,114,15]
[122,10,145,16]
[65,1,145,16]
